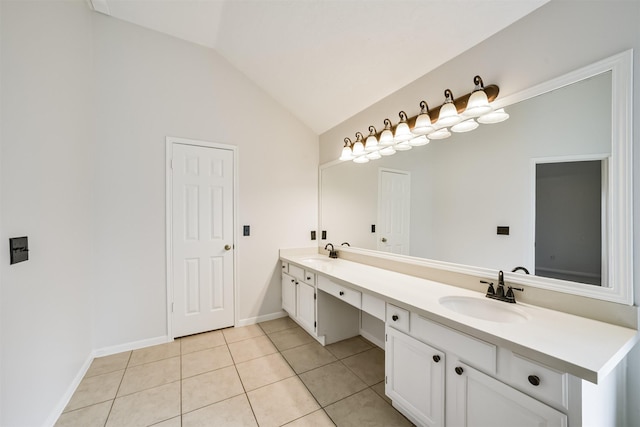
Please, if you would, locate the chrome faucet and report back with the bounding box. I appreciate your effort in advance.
[324,243,338,259]
[482,270,524,303]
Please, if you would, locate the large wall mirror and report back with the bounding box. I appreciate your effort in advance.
[320,50,633,305]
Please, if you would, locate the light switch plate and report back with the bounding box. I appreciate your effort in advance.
[10,236,29,264]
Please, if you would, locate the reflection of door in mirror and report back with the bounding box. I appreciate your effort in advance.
[535,159,607,286]
[377,169,410,254]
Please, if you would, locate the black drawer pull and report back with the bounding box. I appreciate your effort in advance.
[455,367,464,376]
[392,315,399,321]
[433,355,441,363]
[528,375,540,386]
[307,276,311,280]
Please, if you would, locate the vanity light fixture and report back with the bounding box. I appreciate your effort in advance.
[352,132,365,156]
[364,126,379,152]
[339,137,354,161]
[339,75,508,162]
[462,76,493,117]
[435,89,462,128]
[393,111,413,143]
[379,119,394,146]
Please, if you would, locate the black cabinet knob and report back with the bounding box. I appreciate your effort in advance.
[392,315,399,321]
[307,276,311,280]
[455,367,464,376]
[339,291,344,296]
[528,375,540,386]
[291,279,295,283]
[433,355,441,363]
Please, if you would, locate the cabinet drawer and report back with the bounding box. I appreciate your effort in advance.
[412,314,496,375]
[302,271,315,286]
[289,264,304,281]
[509,353,568,409]
[386,304,410,333]
[281,261,289,273]
[362,293,386,321]
[317,276,361,309]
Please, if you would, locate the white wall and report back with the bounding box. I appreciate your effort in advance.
[0,1,95,425]
[320,1,640,424]
[1,2,318,424]
[91,14,318,350]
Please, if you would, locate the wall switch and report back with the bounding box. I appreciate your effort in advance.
[243,225,250,236]
[321,230,327,240]
[497,226,510,235]
[9,236,29,264]
[310,231,316,240]
[371,224,376,233]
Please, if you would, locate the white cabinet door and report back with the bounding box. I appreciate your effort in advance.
[449,362,567,427]
[386,327,445,427]
[297,281,316,333]
[282,272,296,316]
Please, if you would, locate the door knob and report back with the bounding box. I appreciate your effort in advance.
[381,237,387,242]
[224,244,232,251]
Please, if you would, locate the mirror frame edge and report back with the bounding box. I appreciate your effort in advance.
[319,49,634,306]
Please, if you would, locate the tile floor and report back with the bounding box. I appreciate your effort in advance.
[55,317,413,427]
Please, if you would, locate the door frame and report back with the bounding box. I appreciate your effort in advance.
[165,136,238,340]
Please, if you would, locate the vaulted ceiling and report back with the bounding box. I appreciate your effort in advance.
[90,0,549,134]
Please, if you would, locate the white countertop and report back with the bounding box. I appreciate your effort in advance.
[280,250,638,384]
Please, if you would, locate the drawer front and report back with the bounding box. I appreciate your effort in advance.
[386,304,410,333]
[288,264,304,280]
[281,261,289,274]
[302,270,315,286]
[509,353,568,409]
[412,314,496,375]
[317,276,361,309]
[362,293,386,321]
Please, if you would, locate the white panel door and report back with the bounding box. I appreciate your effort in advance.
[378,169,410,254]
[171,142,234,338]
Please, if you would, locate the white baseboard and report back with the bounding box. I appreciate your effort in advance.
[93,335,171,357]
[44,351,94,427]
[236,310,288,327]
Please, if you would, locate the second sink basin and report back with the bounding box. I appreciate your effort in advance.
[439,296,530,323]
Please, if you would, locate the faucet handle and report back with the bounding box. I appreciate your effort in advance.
[480,280,495,296]
[505,286,524,303]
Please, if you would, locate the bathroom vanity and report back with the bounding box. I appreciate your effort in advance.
[280,249,638,427]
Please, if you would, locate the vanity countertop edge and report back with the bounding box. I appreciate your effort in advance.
[279,248,639,385]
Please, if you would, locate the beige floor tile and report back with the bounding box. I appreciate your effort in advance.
[55,400,112,427]
[180,330,226,354]
[324,388,412,427]
[326,336,374,359]
[281,341,337,374]
[300,361,367,407]
[342,347,385,386]
[65,370,124,412]
[151,417,181,427]
[372,380,392,404]
[129,341,180,367]
[222,324,265,344]
[258,316,298,334]
[247,376,320,427]
[106,381,180,427]
[283,409,335,427]
[117,357,180,397]
[268,326,315,351]
[182,394,258,427]
[228,335,278,363]
[181,365,244,413]
[235,353,295,391]
[181,345,233,378]
[85,352,131,378]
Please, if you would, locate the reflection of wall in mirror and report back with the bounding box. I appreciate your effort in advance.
[321,71,611,273]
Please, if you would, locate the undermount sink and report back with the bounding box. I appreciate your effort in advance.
[439,296,530,323]
[300,257,334,264]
